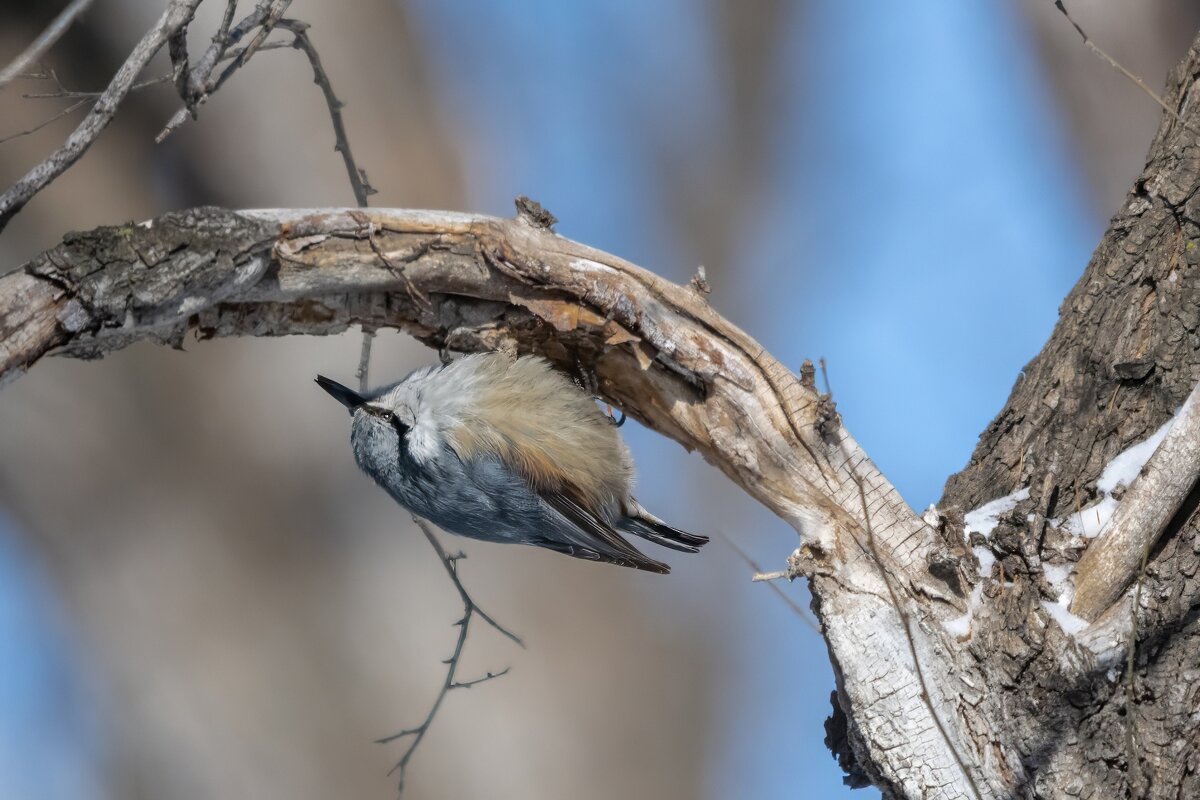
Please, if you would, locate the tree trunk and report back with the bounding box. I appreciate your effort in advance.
[927,36,1200,800]
[3,32,1200,800]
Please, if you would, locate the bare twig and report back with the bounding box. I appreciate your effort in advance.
[274,19,375,205]
[750,568,789,582]
[22,72,174,99]
[353,274,516,795]
[0,0,94,89]
[0,0,202,234]
[355,327,375,393]
[358,218,432,308]
[4,38,283,148]
[376,517,521,794]
[156,0,294,142]
[1053,1,1200,136]
[720,533,820,633]
[19,42,292,103]
[0,98,89,145]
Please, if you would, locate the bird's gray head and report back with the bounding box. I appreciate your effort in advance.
[315,367,463,474]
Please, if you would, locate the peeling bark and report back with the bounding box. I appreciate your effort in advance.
[3,32,1200,800]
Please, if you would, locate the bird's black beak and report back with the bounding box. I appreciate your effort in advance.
[315,375,366,414]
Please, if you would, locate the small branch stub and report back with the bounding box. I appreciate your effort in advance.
[514,196,557,230]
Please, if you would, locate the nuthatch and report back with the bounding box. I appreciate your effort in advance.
[316,352,707,573]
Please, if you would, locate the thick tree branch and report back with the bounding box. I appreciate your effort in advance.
[1070,379,1200,620]
[0,200,978,796]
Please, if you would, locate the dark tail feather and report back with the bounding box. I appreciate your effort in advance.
[535,538,670,574]
[619,514,709,554]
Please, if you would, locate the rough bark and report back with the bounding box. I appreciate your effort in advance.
[3,34,1200,800]
[938,35,1200,800]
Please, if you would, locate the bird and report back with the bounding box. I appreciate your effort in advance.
[316,352,707,573]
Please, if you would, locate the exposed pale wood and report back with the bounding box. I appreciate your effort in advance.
[1071,379,1200,620]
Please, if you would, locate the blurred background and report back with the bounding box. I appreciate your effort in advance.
[0,1,1197,798]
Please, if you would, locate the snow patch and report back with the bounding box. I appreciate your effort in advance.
[962,487,1029,574]
[1097,419,1175,492]
[1040,562,1090,635]
[964,487,1030,538]
[943,583,984,638]
[972,546,995,578]
[1042,598,1090,636]
[1042,562,1074,594]
[1055,415,1177,538]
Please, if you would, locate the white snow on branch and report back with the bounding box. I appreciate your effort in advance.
[963,487,1030,538]
[943,487,1031,636]
[943,583,984,638]
[1042,596,1090,635]
[1056,414,1178,538]
[961,486,1029,580]
[1039,560,1090,635]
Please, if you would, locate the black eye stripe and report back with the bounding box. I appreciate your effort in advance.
[363,405,409,437]
[389,415,409,437]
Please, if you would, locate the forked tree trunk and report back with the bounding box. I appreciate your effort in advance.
[923,35,1200,800]
[2,31,1200,800]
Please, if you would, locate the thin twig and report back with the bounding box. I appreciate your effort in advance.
[211,0,290,91]
[156,0,293,143]
[818,356,832,397]
[750,568,789,582]
[358,219,432,309]
[20,42,292,102]
[1053,1,1200,137]
[376,517,522,794]
[356,327,375,394]
[0,0,94,89]
[0,0,203,234]
[0,98,89,145]
[4,39,286,148]
[23,72,174,99]
[720,532,821,633]
[354,286,518,795]
[274,19,375,205]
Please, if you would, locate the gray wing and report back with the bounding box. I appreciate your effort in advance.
[460,455,670,574]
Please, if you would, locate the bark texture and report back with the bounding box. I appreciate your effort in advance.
[2,35,1200,800]
[938,37,1200,800]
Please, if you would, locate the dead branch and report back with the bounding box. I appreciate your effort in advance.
[0,0,202,234]
[375,518,521,794]
[0,201,984,795]
[156,0,294,142]
[0,0,94,89]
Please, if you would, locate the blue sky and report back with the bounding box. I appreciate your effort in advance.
[0,1,1097,797]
